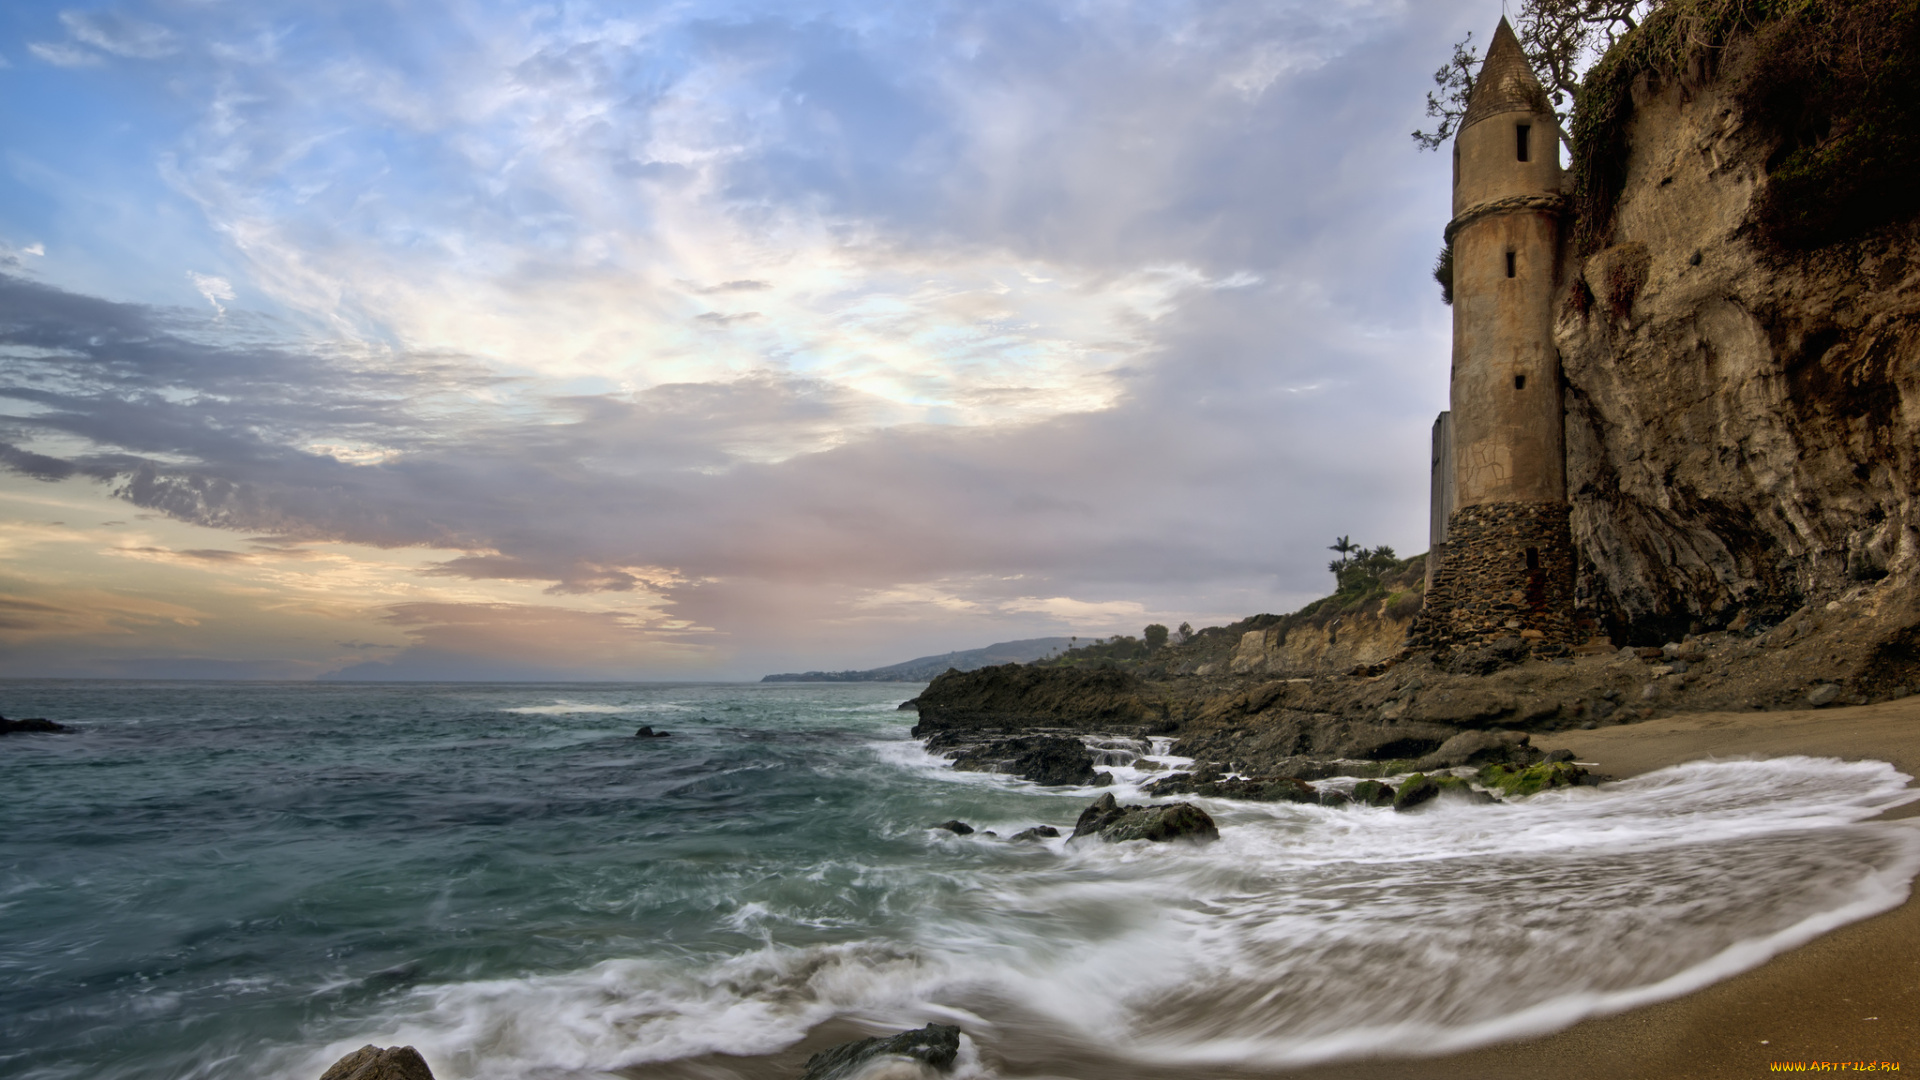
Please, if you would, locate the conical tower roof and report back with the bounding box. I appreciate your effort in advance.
[1461,18,1550,130]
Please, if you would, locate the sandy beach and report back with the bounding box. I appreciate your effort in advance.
[1275,697,1920,1078]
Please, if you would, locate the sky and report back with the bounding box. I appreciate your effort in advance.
[0,0,1492,681]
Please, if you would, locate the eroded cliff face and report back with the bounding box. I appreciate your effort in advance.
[1216,600,1415,677]
[1559,63,1920,644]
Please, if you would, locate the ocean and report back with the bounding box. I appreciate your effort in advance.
[3,679,1918,1080]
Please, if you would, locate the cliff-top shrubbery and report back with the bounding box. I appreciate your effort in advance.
[1572,0,1920,253]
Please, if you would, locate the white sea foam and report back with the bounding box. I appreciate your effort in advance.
[502,701,635,716]
[275,756,1920,1079]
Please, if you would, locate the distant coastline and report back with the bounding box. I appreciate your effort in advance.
[760,637,1071,682]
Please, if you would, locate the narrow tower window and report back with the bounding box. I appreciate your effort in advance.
[1514,374,1527,390]
[1505,251,1517,278]
[1526,547,1540,570]
[1516,124,1531,162]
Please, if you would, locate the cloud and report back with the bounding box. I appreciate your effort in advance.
[324,602,706,681]
[28,42,104,68]
[61,10,179,59]
[188,271,235,315]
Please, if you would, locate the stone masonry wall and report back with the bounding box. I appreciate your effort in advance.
[1409,500,1576,654]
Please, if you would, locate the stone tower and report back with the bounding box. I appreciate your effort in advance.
[1411,18,1577,653]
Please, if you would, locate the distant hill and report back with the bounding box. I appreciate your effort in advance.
[760,637,1074,682]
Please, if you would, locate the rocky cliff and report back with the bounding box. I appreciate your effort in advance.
[1210,594,1418,677]
[1561,30,1920,648]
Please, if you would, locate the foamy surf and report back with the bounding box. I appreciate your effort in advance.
[269,754,1920,1080]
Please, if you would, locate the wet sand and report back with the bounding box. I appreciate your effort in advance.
[1277,697,1920,1078]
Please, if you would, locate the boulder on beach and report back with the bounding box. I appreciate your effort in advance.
[317,1045,435,1080]
[1413,730,1537,771]
[1068,793,1218,844]
[0,716,69,735]
[801,1023,962,1080]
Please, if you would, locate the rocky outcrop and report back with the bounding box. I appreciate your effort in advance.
[1069,793,1219,844]
[1558,58,1920,646]
[801,1024,961,1080]
[318,1046,434,1080]
[909,665,1168,734]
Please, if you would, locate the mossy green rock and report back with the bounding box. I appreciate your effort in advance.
[1351,780,1396,807]
[1476,761,1588,798]
[1431,774,1497,804]
[1392,773,1439,812]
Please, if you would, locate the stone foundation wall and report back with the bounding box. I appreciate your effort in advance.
[1409,500,1576,654]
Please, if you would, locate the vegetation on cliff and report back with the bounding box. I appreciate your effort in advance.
[1571,0,1920,253]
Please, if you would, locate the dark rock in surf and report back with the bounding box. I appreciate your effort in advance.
[1145,772,1319,804]
[934,733,1098,786]
[1317,788,1353,807]
[1010,825,1059,842]
[1073,792,1129,836]
[1350,780,1396,807]
[634,726,672,738]
[933,820,974,835]
[0,716,68,734]
[318,1045,435,1080]
[1392,773,1440,812]
[1260,777,1320,804]
[801,1023,962,1080]
[1068,793,1218,844]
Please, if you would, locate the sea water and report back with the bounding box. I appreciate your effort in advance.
[3,680,1918,1080]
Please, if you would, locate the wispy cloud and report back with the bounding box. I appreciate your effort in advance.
[27,41,103,68]
[61,10,179,59]
[188,271,234,315]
